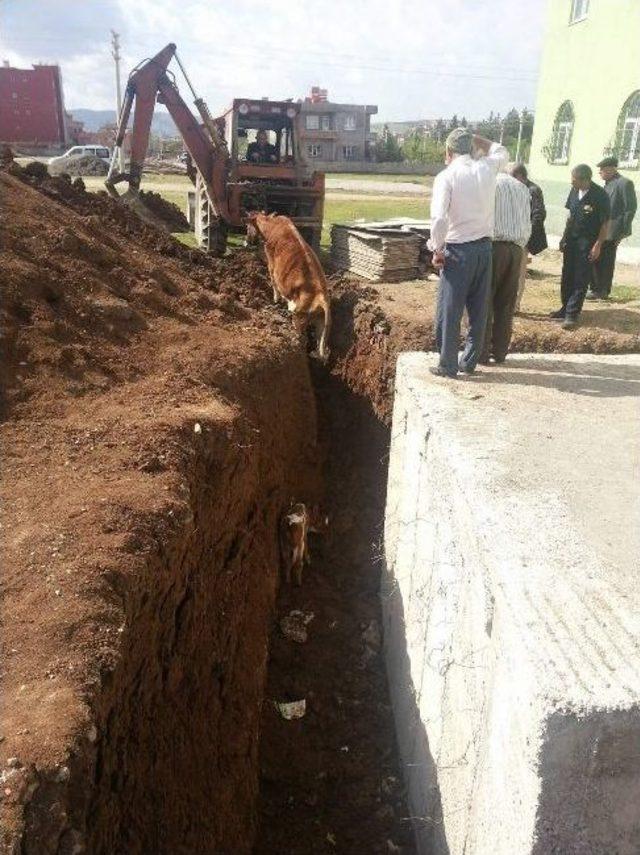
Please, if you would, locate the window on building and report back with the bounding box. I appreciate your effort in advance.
[613,91,640,168]
[569,0,589,23]
[547,101,575,164]
[320,115,331,131]
[344,114,356,130]
[307,143,322,158]
[305,114,319,130]
[342,145,358,160]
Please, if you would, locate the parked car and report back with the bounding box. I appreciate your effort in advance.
[49,145,111,167]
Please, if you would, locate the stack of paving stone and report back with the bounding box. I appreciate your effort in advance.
[330,220,427,282]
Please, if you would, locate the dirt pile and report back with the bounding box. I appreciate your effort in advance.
[48,154,109,177]
[144,156,187,175]
[1,169,276,418]
[10,160,194,236]
[139,188,190,231]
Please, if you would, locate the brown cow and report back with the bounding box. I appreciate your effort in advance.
[246,212,331,361]
[279,502,329,586]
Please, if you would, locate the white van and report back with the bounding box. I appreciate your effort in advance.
[49,145,111,166]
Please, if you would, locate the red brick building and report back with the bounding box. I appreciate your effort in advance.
[0,61,69,150]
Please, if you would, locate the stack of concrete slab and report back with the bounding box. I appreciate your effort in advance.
[383,352,640,855]
[331,221,424,281]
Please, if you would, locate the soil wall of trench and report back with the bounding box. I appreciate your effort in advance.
[6,348,321,855]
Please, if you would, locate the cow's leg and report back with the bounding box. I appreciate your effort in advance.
[264,246,280,303]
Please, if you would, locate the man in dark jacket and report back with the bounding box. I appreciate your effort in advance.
[550,164,610,330]
[588,156,637,299]
[511,163,548,311]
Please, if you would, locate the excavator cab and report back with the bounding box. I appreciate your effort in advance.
[193,99,324,253]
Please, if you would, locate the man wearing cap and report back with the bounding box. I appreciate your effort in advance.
[551,164,610,329]
[428,128,509,377]
[588,156,637,299]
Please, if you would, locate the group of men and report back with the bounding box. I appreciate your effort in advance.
[427,128,637,378]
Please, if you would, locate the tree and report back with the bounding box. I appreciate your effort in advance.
[401,130,445,164]
[375,125,404,163]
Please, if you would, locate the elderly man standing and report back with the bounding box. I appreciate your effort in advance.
[588,156,638,299]
[551,164,610,329]
[481,172,531,363]
[428,129,509,377]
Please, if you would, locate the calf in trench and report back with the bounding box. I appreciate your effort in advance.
[245,212,331,361]
[279,503,328,586]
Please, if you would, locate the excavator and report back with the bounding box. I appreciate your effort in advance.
[105,43,325,255]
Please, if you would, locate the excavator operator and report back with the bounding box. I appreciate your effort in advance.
[247,129,279,164]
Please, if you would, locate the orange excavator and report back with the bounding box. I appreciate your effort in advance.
[106,43,325,255]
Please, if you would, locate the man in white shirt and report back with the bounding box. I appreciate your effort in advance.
[481,172,531,363]
[428,128,509,378]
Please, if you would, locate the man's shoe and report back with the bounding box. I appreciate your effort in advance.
[458,363,476,374]
[429,366,457,379]
[562,317,578,330]
[549,309,565,320]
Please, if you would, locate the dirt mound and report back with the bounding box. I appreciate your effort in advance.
[0,169,275,419]
[49,153,109,177]
[22,159,49,180]
[139,188,190,231]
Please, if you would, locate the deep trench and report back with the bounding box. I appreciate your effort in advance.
[22,345,415,854]
[255,365,415,854]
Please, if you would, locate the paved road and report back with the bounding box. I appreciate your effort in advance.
[325,178,428,196]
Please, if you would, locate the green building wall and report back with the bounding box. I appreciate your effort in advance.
[528,0,640,249]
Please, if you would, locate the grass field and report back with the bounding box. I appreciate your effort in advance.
[321,197,427,244]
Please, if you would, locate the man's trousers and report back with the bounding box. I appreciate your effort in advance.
[561,237,593,319]
[591,239,617,297]
[435,238,492,376]
[481,241,523,362]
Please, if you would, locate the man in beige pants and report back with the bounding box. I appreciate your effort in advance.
[481,172,531,363]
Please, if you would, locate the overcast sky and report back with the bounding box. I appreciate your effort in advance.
[1,0,547,122]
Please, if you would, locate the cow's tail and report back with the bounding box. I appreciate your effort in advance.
[316,294,331,363]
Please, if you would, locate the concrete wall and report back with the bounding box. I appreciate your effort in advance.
[529,0,640,248]
[384,352,640,854]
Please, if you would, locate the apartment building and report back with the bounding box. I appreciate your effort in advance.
[299,87,378,163]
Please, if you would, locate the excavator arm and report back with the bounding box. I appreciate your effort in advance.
[105,43,231,223]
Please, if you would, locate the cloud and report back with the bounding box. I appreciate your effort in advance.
[0,0,546,120]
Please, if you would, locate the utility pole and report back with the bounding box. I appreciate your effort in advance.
[515,109,524,163]
[111,30,124,171]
